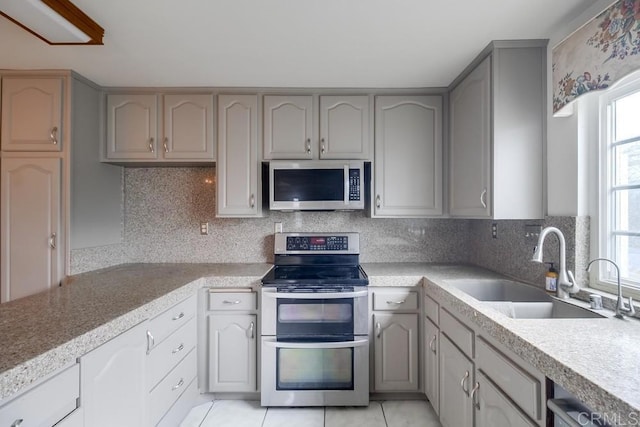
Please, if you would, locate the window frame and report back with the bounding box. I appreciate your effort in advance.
[596,76,640,296]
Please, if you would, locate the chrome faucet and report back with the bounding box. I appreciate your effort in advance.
[531,227,580,298]
[586,258,636,319]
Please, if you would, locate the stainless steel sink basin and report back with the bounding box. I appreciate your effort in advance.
[445,279,551,302]
[445,279,605,319]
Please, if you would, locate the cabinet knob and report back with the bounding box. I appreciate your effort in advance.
[50,127,58,145]
[376,322,381,338]
[376,195,381,209]
[172,378,185,391]
[429,335,437,354]
[470,382,480,410]
[49,232,57,250]
[460,370,470,395]
[321,138,326,154]
[250,194,255,208]
[306,138,311,154]
[172,312,185,321]
[386,300,406,305]
[148,137,154,153]
[146,330,155,354]
[480,188,487,209]
[172,343,185,354]
[163,137,169,153]
[249,321,255,339]
[223,300,241,305]
[11,419,24,427]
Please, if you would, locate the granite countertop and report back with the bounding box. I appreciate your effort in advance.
[0,263,272,401]
[1,261,638,424]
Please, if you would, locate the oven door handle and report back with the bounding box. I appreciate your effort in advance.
[262,338,369,349]
[262,290,368,299]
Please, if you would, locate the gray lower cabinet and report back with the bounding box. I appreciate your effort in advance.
[475,372,536,427]
[373,312,419,391]
[439,334,474,427]
[424,317,439,414]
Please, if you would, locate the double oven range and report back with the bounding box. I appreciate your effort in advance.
[261,232,369,407]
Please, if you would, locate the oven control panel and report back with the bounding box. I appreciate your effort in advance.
[286,236,348,251]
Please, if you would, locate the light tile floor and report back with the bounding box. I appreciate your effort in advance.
[180,400,442,427]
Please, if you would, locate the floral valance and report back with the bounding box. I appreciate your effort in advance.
[553,0,640,114]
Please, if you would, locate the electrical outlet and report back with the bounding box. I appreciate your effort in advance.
[274,222,283,233]
[491,223,497,239]
[200,222,209,235]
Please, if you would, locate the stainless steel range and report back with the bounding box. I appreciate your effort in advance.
[260,232,369,407]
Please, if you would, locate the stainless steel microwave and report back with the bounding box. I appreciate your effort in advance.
[267,160,368,211]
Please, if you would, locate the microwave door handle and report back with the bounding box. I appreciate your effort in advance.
[263,338,369,349]
[262,290,369,299]
[344,165,349,205]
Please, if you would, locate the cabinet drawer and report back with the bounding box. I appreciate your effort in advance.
[0,363,79,427]
[208,290,256,311]
[156,376,199,427]
[147,317,197,390]
[148,348,197,426]
[424,294,439,325]
[372,289,418,311]
[476,337,541,421]
[440,308,474,358]
[148,294,196,350]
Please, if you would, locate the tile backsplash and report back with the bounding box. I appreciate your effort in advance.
[71,166,590,290]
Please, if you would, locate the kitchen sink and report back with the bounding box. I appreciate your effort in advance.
[444,279,605,319]
[444,279,552,302]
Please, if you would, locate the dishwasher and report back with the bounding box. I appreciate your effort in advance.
[548,384,609,427]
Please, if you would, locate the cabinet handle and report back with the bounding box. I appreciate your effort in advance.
[250,194,255,208]
[386,300,406,305]
[172,378,185,391]
[460,370,470,395]
[470,382,480,409]
[306,138,311,154]
[172,343,185,354]
[49,232,57,250]
[11,419,24,427]
[376,195,381,208]
[429,335,437,353]
[148,137,154,153]
[223,300,241,305]
[321,138,326,154]
[163,137,169,153]
[376,322,381,338]
[172,312,185,321]
[50,126,58,145]
[249,321,255,339]
[480,188,487,209]
[146,330,155,354]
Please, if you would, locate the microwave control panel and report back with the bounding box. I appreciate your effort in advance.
[349,169,360,201]
[286,236,348,251]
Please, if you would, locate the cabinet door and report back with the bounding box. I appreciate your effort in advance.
[320,95,370,160]
[424,318,439,414]
[162,94,215,160]
[476,372,536,427]
[374,96,443,217]
[81,321,147,427]
[1,77,63,151]
[1,158,61,303]
[217,95,260,217]
[208,314,257,392]
[263,95,314,159]
[373,313,419,391]
[106,94,158,160]
[439,334,474,427]
[449,56,491,218]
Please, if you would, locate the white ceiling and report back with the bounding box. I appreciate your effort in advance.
[0,0,597,88]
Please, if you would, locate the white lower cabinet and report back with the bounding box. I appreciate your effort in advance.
[424,317,439,414]
[372,312,419,391]
[208,313,257,392]
[439,334,474,427]
[475,372,536,427]
[81,321,147,427]
[0,363,79,427]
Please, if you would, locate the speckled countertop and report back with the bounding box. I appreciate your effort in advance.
[0,263,272,401]
[1,262,639,425]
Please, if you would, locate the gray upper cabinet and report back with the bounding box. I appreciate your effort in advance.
[104,93,215,163]
[449,41,546,219]
[263,95,371,160]
[1,77,63,152]
[374,95,443,217]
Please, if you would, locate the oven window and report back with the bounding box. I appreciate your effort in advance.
[276,298,354,336]
[273,169,344,202]
[277,348,353,390]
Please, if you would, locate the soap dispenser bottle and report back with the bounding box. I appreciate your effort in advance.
[545,262,558,293]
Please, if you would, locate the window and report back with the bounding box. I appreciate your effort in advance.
[598,80,640,293]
